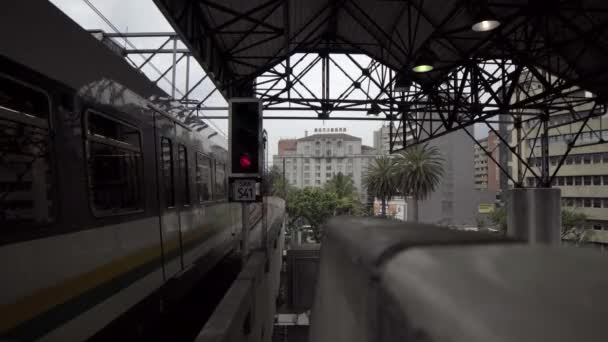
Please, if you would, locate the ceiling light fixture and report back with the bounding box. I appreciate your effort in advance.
[470,0,500,32]
[412,48,436,73]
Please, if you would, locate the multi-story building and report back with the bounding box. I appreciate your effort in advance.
[506,70,608,233]
[415,126,481,226]
[473,131,501,192]
[372,118,483,225]
[373,124,406,154]
[514,115,608,231]
[273,128,378,201]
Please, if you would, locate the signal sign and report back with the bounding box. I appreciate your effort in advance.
[229,99,262,176]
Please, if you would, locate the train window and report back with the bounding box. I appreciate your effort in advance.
[0,75,50,119]
[161,137,175,208]
[214,161,227,200]
[178,144,190,205]
[86,111,143,215]
[195,152,212,202]
[1,75,54,228]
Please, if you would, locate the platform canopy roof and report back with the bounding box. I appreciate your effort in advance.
[154,0,608,99]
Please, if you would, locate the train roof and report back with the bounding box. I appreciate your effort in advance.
[0,0,166,100]
[0,0,227,149]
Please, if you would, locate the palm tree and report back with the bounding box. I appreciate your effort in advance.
[395,143,444,222]
[325,172,357,198]
[362,155,397,217]
[325,173,360,215]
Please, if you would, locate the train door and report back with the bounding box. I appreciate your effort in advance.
[153,111,183,279]
[175,124,192,269]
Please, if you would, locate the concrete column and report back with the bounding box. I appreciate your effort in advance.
[507,188,561,244]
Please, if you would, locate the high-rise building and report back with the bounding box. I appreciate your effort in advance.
[511,115,608,231]
[373,118,483,225]
[506,70,608,233]
[473,131,501,192]
[373,124,405,154]
[273,128,378,201]
[415,127,482,226]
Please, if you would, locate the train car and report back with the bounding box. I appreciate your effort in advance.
[0,1,261,341]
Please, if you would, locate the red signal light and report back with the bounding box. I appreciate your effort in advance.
[239,154,252,169]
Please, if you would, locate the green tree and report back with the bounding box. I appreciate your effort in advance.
[489,206,507,233]
[264,165,290,199]
[362,155,397,217]
[562,208,588,244]
[325,173,360,215]
[287,187,339,241]
[395,144,444,222]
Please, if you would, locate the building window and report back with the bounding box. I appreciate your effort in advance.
[178,145,190,205]
[326,172,332,178]
[315,165,321,171]
[593,224,603,231]
[565,198,574,207]
[583,155,592,164]
[604,175,608,185]
[603,199,608,208]
[326,165,332,171]
[574,176,582,186]
[195,152,212,202]
[575,198,583,207]
[593,153,602,163]
[584,176,592,186]
[304,165,310,171]
[1,76,55,226]
[565,176,573,186]
[550,156,558,165]
[593,176,602,186]
[574,155,582,164]
[86,111,144,215]
[315,180,321,185]
[316,172,321,178]
[348,145,353,154]
[584,198,592,207]
[337,141,342,148]
[557,176,564,186]
[593,198,602,208]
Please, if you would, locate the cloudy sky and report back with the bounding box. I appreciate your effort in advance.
[49,0,386,161]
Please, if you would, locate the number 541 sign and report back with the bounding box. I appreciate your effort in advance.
[231,178,259,202]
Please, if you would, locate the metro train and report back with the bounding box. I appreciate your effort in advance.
[0,1,265,341]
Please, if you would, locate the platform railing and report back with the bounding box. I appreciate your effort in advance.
[309,216,608,342]
[195,198,285,342]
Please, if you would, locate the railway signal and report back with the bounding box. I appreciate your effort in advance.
[229,98,263,203]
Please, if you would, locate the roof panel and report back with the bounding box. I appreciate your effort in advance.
[155,0,608,99]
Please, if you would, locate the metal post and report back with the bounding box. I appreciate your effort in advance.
[507,188,561,244]
[262,130,269,266]
[540,111,550,187]
[241,202,249,264]
[171,37,178,99]
[185,55,190,104]
[515,117,523,185]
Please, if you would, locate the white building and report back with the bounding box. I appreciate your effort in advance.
[273,128,378,201]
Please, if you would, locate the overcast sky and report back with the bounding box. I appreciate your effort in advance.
[49,0,387,161]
